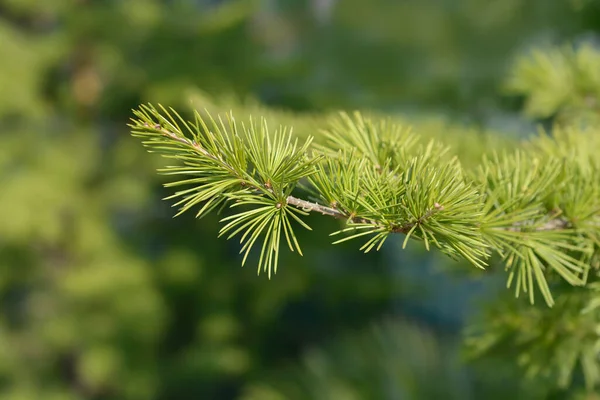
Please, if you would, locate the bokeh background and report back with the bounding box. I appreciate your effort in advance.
[1,0,600,399]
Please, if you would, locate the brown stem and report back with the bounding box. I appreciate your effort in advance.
[285,196,445,234]
[285,196,346,219]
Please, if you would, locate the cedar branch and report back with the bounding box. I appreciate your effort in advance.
[139,123,573,235]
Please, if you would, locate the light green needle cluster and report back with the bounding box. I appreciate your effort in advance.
[461,43,600,394]
[506,43,600,126]
[129,104,600,308]
[477,151,591,306]
[309,113,489,268]
[130,104,319,278]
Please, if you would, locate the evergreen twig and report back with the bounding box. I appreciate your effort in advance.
[129,103,599,308]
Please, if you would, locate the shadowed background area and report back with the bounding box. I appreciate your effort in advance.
[1,0,599,399]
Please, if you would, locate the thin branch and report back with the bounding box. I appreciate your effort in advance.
[143,122,215,159]
[140,123,574,236]
[286,196,448,234]
[285,196,346,219]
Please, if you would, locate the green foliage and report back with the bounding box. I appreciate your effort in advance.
[477,150,591,306]
[4,0,600,398]
[131,104,319,277]
[311,113,489,267]
[465,125,600,393]
[467,282,600,394]
[506,42,600,126]
[462,42,600,393]
[240,319,476,400]
[130,103,600,311]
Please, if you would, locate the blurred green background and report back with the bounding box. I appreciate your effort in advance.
[1,0,599,399]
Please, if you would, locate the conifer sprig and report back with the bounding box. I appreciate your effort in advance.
[477,151,592,306]
[130,104,319,277]
[129,104,599,307]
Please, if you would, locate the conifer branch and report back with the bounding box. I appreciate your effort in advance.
[285,196,447,234]
[141,121,453,235]
[144,121,574,236]
[129,104,599,308]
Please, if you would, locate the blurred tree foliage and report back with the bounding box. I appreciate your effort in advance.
[505,42,600,126]
[1,0,599,399]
